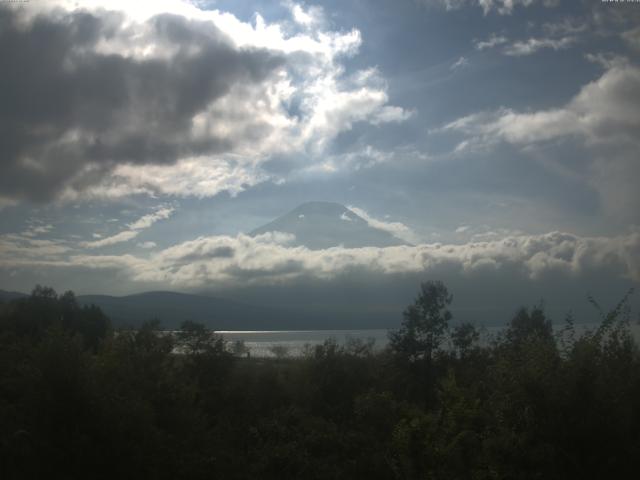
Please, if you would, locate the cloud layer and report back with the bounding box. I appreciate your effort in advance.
[0,1,409,203]
[2,227,638,291]
[441,62,640,219]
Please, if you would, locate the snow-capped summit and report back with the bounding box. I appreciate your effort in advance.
[249,202,409,250]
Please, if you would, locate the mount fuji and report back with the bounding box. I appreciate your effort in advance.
[249,202,409,250]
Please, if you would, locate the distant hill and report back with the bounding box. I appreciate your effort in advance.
[249,201,409,250]
[0,290,27,303]
[0,289,399,330]
[76,291,311,330]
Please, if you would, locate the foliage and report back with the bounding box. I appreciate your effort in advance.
[389,280,453,362]
[269,344,290,359]
[1,283,639,479]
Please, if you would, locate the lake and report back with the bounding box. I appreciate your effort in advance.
[218,329,390,357]
[218,323,640,358]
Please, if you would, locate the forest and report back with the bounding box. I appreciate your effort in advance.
[1,282,639,479]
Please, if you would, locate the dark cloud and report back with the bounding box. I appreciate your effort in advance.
[0,6,283,202]
[175,245,237,265]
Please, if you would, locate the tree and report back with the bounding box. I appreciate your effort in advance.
[389,281,453,362]
[269,344,290,360]
[176,321,232,397]
[177,320,226,357]
[451,322,480,359]
[231,339,250,357]
[505,305,552,346]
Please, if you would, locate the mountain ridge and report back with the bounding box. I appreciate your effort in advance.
[249,201,409,250]
[0,289,396,330]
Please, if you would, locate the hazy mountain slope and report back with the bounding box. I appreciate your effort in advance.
[249,201,409,249]
[0,290,28,303]
[77,291,306,330]
[1,289,399,329]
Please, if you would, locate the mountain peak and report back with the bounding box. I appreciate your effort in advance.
[292,201,349,214]
[249,202,408,250]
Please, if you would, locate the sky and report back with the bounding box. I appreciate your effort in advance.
[0,0,639,323]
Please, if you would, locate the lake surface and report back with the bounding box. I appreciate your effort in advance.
[219,329,390,357]
[218,323,640,358]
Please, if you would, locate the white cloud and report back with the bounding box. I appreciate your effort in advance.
[443,63,640,146]
[475,18,585,56]
[82,206,174,248]
[503,36,576,56]
[584,53,629,70]
[440,63,640,218]
[0,234,71,259]
[285,1,324,27]
[450,56,469,70]
[21,223,54,238]
[82,231,141,249]
[76,157,268,200]
[542,18,588,37]
[304,145,429,175]
[4,230,637,290]
[421,0,556,15]
[443,107,579,145]
[127,207,175,230]
[348,206,420,244]
[474,34,508,50]
[137,241,157,249]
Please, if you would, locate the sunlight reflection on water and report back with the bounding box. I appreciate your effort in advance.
[217,323,640,358]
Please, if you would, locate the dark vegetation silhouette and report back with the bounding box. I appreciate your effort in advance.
[1,282,639,479]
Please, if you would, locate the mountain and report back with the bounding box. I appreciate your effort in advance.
[81,291,399,330]
[249,201,409,249]
[0,290,28,303]
[76,291,316,330]
[0,288,399,329]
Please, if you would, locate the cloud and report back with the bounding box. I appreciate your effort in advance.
[63,156,269,200]
[285,1,324,27]
[0,234,71,259]
[440,62,640,218]
[420,0,557,15]
[584,52,629,70]
[450,56,469,70]
[442,63,640,146]
[82,231,141,249]
[21,223,54,238]
[623,26,640,51]
[347,206,419,244]
[303,145,429,175]
[137,241,157,249]
[475,19,585,56]
[0,5,282,202]
[474,34,508,50]
[503,36,576,56]
[0,197,17,211]
[3,230,638,291]
[0,2,410,203]
[82,206,174,248]
[127,207,174,230]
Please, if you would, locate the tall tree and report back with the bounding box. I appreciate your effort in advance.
[389,280,453,362]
